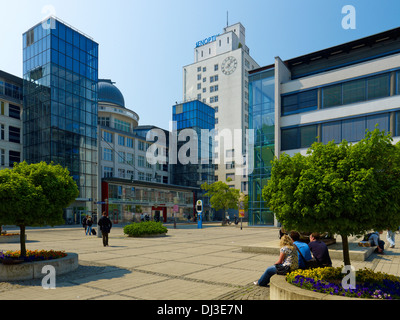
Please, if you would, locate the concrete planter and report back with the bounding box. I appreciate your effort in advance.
[270,275,369,300]
[0,253,78,281]
[0,234,27,244]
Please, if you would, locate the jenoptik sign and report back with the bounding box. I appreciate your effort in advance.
[196,34,220,48]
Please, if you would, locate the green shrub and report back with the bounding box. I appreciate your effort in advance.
[123,221,168,237]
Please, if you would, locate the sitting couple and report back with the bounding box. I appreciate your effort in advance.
[254,231,332,287]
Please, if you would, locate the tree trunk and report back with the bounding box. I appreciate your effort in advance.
[19,225,26,258]
[341,234,351,266]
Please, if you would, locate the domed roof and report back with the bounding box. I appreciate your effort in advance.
[98,79,125,108]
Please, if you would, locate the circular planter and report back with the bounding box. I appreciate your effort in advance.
[0,253,78,281]
[0,234,27,244]
[270,275,369,300]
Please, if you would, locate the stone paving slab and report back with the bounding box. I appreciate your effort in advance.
[0,224,398,301]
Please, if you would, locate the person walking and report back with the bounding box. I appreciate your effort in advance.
[82,216,87,234]
[98,212,112,247]
[387,230,396,249]
[254,234,298,287]
[85,216,93,236]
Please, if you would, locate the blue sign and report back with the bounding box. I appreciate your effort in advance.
[196,34,220,48]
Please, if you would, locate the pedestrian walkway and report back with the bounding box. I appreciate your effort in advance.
[0,224,398,300]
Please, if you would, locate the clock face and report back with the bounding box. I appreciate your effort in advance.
[222,56,238,75]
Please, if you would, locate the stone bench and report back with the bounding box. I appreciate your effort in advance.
[242,240,375,261]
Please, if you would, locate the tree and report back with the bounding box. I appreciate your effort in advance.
[201,179,240,225]
[0,162,79,257]
[262,129,400,266]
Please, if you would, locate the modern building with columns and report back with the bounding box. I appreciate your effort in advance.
[248,26,400,226]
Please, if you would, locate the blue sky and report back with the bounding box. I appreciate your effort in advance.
[1,0,400,130]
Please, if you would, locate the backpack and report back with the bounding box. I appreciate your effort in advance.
[363,233,373,242]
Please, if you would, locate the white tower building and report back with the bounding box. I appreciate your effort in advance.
[182,23,259,192]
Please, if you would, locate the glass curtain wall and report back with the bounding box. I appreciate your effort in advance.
[248,70,275,226]
[172,100,215,218]
[23,18,99,209]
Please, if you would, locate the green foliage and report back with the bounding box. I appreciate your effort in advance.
[124,221,168,237]
[262,129,400,265]
[262,129,400,236]
[201,180,240,213]
[0,162,79,256]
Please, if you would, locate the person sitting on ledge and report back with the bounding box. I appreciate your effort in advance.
[254,234,298,287]
[308,232,332,267]
[290,231,312,269]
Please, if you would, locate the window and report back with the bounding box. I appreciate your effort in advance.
[281,125,318,151]
[146,173,152,182]
[214,64,219,71]
[197,83,201,90]
[138,172,145,181]
[138,141,145,151]
[210,75,219,83]
[9,151,20,166]
[342,79,366,105]
[197,67,201,72]
[138,155,145,167]
[281,89,318,116]
[203,67,206,72]
[115,119,130,133]
[104,167,113,178]
[0,101,4,115]
[226,173,235,181]
[0,149,4,166]
[197,74,201,81]
[323,84,342,108]
[118,168,126,178]
[118,151,126,163]
[8,104,20,120]
[126,153,135,165]
[118,135,125,146]
[127,138,133,148]
[323,73,391,109]
[367,74,390,100]
[322,113,390,143]
[8,126,20,144]
[103,148,113,161]
[0,124,4,140]
[103,131,112,143]
[226,162,235,169]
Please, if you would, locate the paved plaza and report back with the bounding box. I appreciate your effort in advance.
[0,223,399,301]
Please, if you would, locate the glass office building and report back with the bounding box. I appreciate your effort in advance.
[172,100,215,218]
[248,69,275,226]
[23,17,99,216]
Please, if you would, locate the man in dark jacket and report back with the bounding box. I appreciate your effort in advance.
[308,233,332,267]
[98,212,112,247]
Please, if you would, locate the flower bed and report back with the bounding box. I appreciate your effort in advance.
[0,250,67,264]
[286,267,400,300]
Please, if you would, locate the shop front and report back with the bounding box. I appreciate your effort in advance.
[101,178,198,224]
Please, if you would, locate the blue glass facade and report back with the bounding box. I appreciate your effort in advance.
[248,69,275,226]
[23,18,99,208]
[172,100,215,217]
